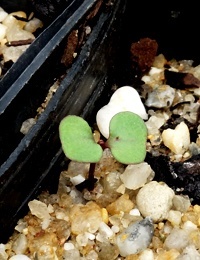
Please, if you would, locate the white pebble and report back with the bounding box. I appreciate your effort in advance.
[20,118,36,135]
[136,181,175,222]
[0,8,8,22]
[47,204,54,214]
[0,244,8,259]
[0,23,7,41]
[141,75,151,83]
[163,222,173,234]
[86,250,99,260]
[41,218,51,230]
[139,249,154,260]
[6,26,35,42]
[55,211,68,221]
[182,220,198,232]
[12,234,27,255]
[116,217,154,257]
[163,227,189,250]
[167,210,182,226]
[70,174,85,185]
[85,26,91,35]
[96,86,148,138]
[98,222,114,238]
[96,223,114,242]
[76,233,93,246]
[86,232,95,240]
[77,234,90,247]
[146,114,168,134]
[120,162,154,190]
[145,85,175,108]
[64,242,75,250]
[149,67,163,76]
[28,200,50,220]
[14,219,27,233]
[116,184,126,194]
[161,121,190,154]
[111,225,120,233]
[193,88,200,96]
[2,45,30,63]
[177,244,200,259]
[2,11,26,29]
[172,194,191,213]
[24,17,43,33]
[63,248,80,259]
[129,208,141,216]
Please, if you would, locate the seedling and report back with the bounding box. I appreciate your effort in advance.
[59,111,147,191]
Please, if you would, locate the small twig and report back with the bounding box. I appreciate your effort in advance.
[5,39,34,47]
[170,101,190,110]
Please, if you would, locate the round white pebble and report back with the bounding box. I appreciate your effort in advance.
[136,181,175,222]
[64,242,75,250]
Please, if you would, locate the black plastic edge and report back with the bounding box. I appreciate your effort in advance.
[0,0,127,243]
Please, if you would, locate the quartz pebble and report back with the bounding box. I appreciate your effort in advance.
[4,53,200,259]
[69,202,103,234]
[145,113,169,146]
[24,18,43,33]
[28,200,51,219]
[177,245,200,259]
[136,181,175,222]
[163,227,190,250]
[28,200,51,229]
[0,244,8,259]
[139,249,154,260]
[20,118,36,135]
[167,210,182,226]
[12,234,27,255]
[0,6,43,66]
[145,85,175,108]
[106,194,134,215]
[161,121,190,154]
[2,45,30,63]
[116,217,154,257]
[120,162,155,190]
[172,194,191,213]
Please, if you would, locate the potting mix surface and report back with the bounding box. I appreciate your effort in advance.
[1,4,200,260]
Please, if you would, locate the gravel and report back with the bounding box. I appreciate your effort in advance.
[1,31,200,259]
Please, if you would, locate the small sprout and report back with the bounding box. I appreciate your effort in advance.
[107,111,147,164]
[59,115,103,163]
[59,87,148,190]
[59,112,147,165]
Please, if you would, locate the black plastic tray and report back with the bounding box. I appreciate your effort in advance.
[0,0,127,243]
[0,0,103,166]
[0,0,81,97]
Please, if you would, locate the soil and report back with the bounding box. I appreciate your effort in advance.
[2,3,200,259]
